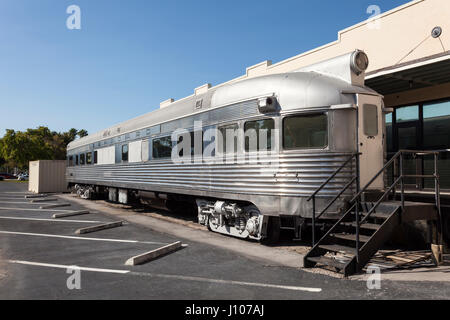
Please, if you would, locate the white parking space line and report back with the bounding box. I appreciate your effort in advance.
[0,192,32,194]
[0,206,75,212]
[0,196,32,199]
[0,216,102,224]
[7,260,322,292]
[8,260,130,274]
[136,272,323,293]
[0,201,58,205]
[0,230,168,245]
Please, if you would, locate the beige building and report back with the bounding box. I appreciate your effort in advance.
[164,0,450,191]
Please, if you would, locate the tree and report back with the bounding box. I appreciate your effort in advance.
[77,129,88,138]
[0,126,88,170]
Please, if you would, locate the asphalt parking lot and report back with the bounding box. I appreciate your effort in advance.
[0,181,449,300]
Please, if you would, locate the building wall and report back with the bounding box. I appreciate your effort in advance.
[258,0,450,76]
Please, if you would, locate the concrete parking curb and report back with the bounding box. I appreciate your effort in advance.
[52,210,90,219]
[75,221,125,234]
[30,198,58,203]
[40,203,71,209]
[25,195,48,199]
[125,241,184,266]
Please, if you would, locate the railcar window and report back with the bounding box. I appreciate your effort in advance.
[218,124,238,154]
[244,119,274,152]
[68,156,74,167]
[122,144,129,162]
[175,131,202,157]
[153,136,172,159]
[283,114,328,149]
[80,153,85,165]
[203,126,216,157]
[75,155,79,165]
[363,104,379,136]
[86,152,92,165]
[93,151,98,164]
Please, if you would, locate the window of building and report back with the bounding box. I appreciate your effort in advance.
[122,144,129,162]
[152,136,172,159]
[86,152,92,165]
[93,151,98,164]
[244,119,274,152]
[363,104,378,136]
[396,105,419,123]
[218,124,238,154]
[283,114,328,149]
[385,113,393,152]
[423,100,450,149]
[80,153,85,165]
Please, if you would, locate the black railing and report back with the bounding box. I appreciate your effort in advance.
[306,153,360,246]
[308,150,443,264]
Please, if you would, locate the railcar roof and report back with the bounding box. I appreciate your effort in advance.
[67,71,377,150]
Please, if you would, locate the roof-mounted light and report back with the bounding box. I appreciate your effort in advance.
[257,96,278,113]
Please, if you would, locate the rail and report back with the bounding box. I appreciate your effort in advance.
[307,149,443,263]
[306,153,360,246]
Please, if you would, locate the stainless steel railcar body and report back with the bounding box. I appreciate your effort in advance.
[67,50,386,240]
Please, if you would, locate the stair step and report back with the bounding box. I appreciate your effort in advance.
[330,233,371,242]
[351,212,390,220]
[319,244,356,255]
[306,256,347,270]
[341,222,381,231]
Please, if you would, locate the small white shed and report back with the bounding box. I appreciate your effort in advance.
[28,160,68,194]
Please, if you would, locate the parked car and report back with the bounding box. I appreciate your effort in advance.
[0,176,4,181]
[0,172,16,179]
[17,173,29,181]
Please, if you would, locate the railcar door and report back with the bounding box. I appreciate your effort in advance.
[357,94,385,190]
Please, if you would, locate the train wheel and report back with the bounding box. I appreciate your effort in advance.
[261,216,280,245]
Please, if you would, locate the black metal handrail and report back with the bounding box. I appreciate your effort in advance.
[352,150,443,249]
[307,153,359,246]
[307,149,443,264]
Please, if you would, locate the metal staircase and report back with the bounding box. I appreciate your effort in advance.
[303,150,443,277]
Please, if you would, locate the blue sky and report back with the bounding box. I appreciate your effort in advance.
[0,0,411,136]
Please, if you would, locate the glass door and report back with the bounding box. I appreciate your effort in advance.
[393,105,421,188]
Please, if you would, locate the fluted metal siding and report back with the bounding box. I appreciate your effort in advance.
[67,152,355,198]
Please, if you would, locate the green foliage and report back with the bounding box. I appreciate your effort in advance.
[0,127,88,170]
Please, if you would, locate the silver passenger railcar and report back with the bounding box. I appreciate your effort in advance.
[67,50,386,242]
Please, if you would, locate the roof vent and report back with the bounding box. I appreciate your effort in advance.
[194,83,211,96]
[160,98,174,109]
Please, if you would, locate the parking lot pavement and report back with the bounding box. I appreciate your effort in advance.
[0,182,449,300]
